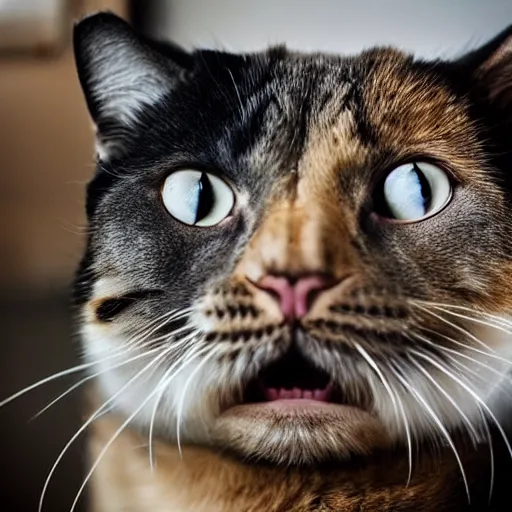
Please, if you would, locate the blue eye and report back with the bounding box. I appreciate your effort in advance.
[162,170,234,226]
[380,162,451,221]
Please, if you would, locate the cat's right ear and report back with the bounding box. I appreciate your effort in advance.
[456,24,512,108]
[73,12,192,160]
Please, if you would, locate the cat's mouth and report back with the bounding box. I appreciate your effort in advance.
[212,344,390,464]
[244,346,344,405]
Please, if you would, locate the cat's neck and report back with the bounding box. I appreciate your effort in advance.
[85,388,505,512]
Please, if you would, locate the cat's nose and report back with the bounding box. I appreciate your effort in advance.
[254,274,336,321]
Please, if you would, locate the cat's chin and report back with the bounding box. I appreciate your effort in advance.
[211,399,392,465]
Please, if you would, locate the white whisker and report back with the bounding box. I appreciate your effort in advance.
[408,354,481,445]
[32,346,162,420]
[412,350,512,463]
[427,305,512,338]
[422,350,505,502]
[69,345,211,512]
[148,331,203,471]
[138,323,194,351]
[31,311,196,420]
[441,346,511,387]
[1,308,194,411]
[176,347,219,458]
[414,333,512,409]
[389,361,471,503]
[128,308,193,348]
[353,343,413,485]
[419,328,512,368]
[395,375,414,486]
[477,403,495,505]
[414,300,512,329]
[226,68,245,123]
[0,360,108,409]
[38,345,173,512]
[414,304,497,355]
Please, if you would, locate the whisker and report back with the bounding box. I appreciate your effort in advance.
[353,343,413,485]
[388,361,471,503]
[84,308,193,363]
[38,345,173,512]
[477,403,495,505]
[97,162,129,179]
[414,300,512,329]
[175,347,219,458]
[0,359,111,409]
[427,305,512,338]
[413,304,497,355]
[419,328,512,368]
[147,331,202,471]
[428,351,511,495]
[442,347,511,387]
[407,354,481,445]
[74,308,190,361]
[136,323,195,351]
[451,358,512,404]
[128,308,193,348]
[68,345,211,512]
[226,67,245,124]
[396,390,414,487]
[31,346,163,420]
[412,350,512,464]
[413,332,512,403]
[26,310,195,419]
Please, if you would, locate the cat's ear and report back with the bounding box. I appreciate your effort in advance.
[457,25,512,106]
[73,12,191,160]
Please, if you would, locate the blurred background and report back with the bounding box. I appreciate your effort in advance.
[0,0,511,510]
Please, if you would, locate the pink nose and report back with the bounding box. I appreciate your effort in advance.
[255,274,335,321]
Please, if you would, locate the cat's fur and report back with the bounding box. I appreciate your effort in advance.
[73,12,512,511]
[86,390,510,511]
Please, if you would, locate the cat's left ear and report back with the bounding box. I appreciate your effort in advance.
[74,11,192,160]
[457,24,512,106]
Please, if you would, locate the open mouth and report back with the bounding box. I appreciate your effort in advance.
[214,344,388,464]
[245,346,340,404]
[214,343,387,465]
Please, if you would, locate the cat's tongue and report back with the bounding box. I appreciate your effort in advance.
[263,386,331,402]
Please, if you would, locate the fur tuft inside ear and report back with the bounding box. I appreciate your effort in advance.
[73,12,190,159]
[458,24,512,107]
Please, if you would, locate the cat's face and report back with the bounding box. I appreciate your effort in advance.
[74,13,512,466]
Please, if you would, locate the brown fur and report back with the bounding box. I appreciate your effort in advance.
[86,387,500,512]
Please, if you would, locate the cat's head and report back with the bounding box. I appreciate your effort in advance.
[74,12,512,466]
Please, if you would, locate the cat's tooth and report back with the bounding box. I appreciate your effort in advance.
[292,387,302,399]
[280,388,293,399]
[303,390,313,399]
[313,389,328,401]
[266,388,278,401]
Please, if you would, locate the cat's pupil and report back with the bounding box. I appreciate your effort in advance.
[195,172,214,223]
[413,163,432,212]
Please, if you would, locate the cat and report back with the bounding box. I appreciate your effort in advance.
[71,11,512,511]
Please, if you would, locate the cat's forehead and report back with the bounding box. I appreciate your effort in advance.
[234,47,480,188]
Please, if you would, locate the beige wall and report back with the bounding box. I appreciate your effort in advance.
[0,0,127,291]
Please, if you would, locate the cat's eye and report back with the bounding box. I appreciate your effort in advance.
[377,162,451,221]
[162,170,234,227]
